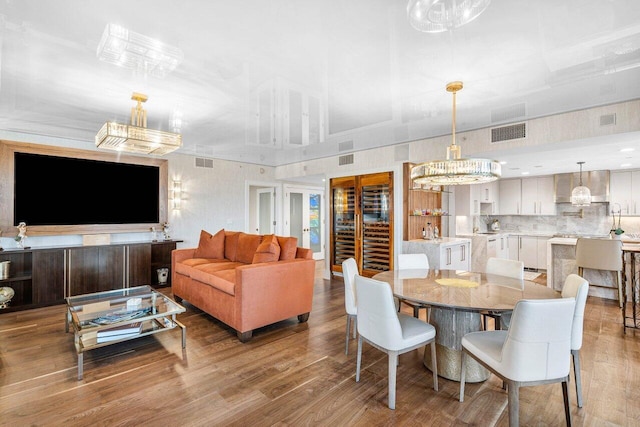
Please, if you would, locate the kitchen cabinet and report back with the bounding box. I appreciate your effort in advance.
[455,184,481,216]
[610,170,640,216]
[507,235,549,270]
[497,234,509,259]
[499,179,522,215]
[479,181,499,204]
[520,177,556,215]
[440,241,471,270]
[330,171,394,277]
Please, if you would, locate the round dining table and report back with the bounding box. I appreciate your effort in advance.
[373,268,561,382]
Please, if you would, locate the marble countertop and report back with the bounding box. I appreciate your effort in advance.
[405,237,471,246]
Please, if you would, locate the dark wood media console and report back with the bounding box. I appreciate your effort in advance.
[0,240,181,312]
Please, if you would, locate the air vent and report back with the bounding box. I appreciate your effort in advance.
[491,123,527,143]
[599,113,616,126]
[338,140,354,152]
[339,154,354,166]
[491,103,526,123]
[195,157,214,168]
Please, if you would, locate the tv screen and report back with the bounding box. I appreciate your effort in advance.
[14,152,160,226]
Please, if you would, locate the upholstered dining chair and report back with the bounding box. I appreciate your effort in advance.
[397,253,431,320]
[482,257,525,330]
[355,275,438,409]
[460,298,576,426]
[342,257,359,355]
[562,274,590,408]
[575,237,623,308]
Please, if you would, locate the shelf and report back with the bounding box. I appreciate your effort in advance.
[409,214,449,217]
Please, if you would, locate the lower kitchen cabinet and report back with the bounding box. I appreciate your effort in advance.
[507,235,549,270]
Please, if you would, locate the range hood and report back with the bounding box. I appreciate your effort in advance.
[554,170,610,203]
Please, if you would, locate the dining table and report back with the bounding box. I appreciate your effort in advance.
[373,268,561,382]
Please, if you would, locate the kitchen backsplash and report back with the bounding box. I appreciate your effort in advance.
[459,203,640,236]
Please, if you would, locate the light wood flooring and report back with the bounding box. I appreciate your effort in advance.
[0,269,639,426]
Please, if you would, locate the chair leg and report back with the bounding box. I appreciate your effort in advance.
[507,380,519,427]
[388,351,399,409]
[413,305,420,318]
[355,336,363,382]
[562,379,572,426]
[430,340,439,391]
[427,307,431,323]
[572,349,583,408]
[345,315,351,355]
[459,351,467,402]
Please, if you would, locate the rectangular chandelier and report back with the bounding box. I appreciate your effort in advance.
[95,93,182,156]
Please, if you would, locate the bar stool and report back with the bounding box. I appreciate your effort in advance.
[575,237,623,308]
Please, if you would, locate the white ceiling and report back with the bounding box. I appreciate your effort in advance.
[0,0,639,175]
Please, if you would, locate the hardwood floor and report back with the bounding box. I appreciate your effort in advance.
[0,269,638,426]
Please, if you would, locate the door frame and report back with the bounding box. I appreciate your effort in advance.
[283,184,325,260]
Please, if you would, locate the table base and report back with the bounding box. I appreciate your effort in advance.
[424,343,489,382]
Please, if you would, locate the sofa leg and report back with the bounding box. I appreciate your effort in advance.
[237,330,253,342]
[297,312,310,323]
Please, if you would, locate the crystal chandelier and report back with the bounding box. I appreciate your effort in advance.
[96,93,182,156]
[571,161,592,206]
[411,81,501,186]
[407,0,492,33]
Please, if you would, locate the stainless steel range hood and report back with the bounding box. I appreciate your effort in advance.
[554,170,610,203]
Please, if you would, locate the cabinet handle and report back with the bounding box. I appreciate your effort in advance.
[501,239,504,251]
[519,237,522,250]
[447,247,451,265]
[485,188,489,201]
[461,245,466,261]
[517,202,520,215]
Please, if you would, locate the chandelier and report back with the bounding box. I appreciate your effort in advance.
[411,81,501,186]
[571,161,592,206]
[407,0,492,33]
[95,93,182,156]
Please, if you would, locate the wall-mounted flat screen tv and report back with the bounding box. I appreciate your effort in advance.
[14,152,160,226]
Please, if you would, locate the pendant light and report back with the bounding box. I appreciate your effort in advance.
[571,161,591,206]
[411,81,501,186]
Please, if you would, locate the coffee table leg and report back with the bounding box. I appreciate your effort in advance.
[174,318,186,349]
[78,352,83,380]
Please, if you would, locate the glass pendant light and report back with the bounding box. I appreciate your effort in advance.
[571,161,592,206]
[411,81,501,186]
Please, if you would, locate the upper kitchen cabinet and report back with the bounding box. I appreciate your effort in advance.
[610,170,640,216]
[520,176,556,215]
[455,184,481,216]
[499,179,522,215]
[252,77,325,148]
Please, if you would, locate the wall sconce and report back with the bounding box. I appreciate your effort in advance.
[172,180,182,210]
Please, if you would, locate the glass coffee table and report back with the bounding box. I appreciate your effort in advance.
[66,285,186,380]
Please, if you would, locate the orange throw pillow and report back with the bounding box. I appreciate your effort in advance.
[193,229,225,259]
[277,236,298,260]
[224,231,240,261]
[252,234,281,264]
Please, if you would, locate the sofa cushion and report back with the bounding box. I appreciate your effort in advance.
[253,234,281,264]
[236,233,262,264]
[193,229,225,259]
[190,267,237,296]
[176,259,237,277]
[224,231,240,261]
[277,236,298,260]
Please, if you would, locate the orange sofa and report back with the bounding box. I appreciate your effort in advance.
[171,229,315,341]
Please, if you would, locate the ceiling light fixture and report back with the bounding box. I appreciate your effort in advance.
[407,0,492,33]
[571,161,591,206]
[411,81,501,186]
[97,24,183,78]
[95,92,182,156]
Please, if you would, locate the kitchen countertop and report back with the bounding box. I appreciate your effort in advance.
[405,237,471,246]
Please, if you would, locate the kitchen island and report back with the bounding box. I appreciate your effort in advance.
[403,237,471,271]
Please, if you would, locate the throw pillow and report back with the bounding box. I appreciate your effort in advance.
[252,234,281,264]
[236,232,262,264]
[224,231,240,261]
[193,229,225,259]
[277,236,298,260]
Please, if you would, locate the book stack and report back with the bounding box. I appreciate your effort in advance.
[96,322,143,343]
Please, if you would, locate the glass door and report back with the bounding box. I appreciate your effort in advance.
[360,175,392,275]
[287,186,325,260]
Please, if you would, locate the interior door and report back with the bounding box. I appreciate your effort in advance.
[287,187,324,260]
[257,188,275,234]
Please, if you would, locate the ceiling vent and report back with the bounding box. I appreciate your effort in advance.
[195,157,214,168]
[491,122,527,143]
[599,113,616,127]
[338,154,354,166]
[338,140,354,152]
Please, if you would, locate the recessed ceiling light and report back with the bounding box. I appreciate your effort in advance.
[499,161,507,165]
[620,163,632,167]
[521,171,530,175]
[620,148,635,153]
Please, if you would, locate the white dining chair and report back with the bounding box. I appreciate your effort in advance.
[397,253,431,320]
[459,298,576,427]
[482,257,524,330]
[355,275,438,409]
[562,273,589,408]
[342,257,359,355]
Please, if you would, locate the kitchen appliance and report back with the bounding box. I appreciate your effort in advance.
[554,170,610,203]
[490,219,500,231]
